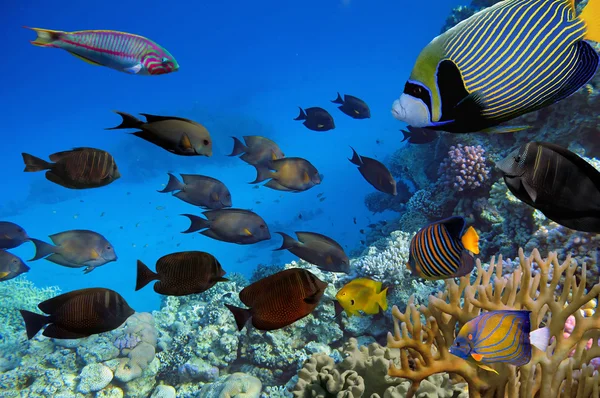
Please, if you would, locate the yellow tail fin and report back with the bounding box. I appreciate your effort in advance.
[378,287,388,311]
[461,226,480,255]
[581,0,600,42]
[23,26,64,47]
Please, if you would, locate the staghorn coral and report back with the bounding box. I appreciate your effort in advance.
[387,248,600,398]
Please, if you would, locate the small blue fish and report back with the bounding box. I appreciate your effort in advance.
[449,310,550,373]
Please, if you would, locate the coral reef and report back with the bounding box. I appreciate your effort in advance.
[199,372,262,397]
[438,144,491,193]
[387,248,600,398]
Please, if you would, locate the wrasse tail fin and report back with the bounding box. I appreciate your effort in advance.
[24,26,63,47]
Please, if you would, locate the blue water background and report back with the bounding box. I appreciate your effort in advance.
[1,0,464,312]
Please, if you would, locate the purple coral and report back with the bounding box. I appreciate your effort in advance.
[114,333,141,351]
[438,144,491,192]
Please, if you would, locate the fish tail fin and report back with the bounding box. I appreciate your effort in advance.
[348,147,363,166]
[530,327,551,352]
[378,287,389,311]
[294,107,307,121]
[225,304,251,331]
[461,226,480,254]
[401,130,410,142]
[274,232,298,251]
[331,92,344,104]
[251,164,273,184]
[228,137,248,156]
[180,214,209,233]
[135,260,159,291]
[24,27,63,47]
[158,173,184,193]
[29,238,56,261]
[19,310,50,339]
[105,111,143,130]
[22,153,52,172]
[581,0,600,42]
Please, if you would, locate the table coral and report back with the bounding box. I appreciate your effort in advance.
[387,247,600,398]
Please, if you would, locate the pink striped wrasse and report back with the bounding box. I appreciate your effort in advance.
[24,27,179,76]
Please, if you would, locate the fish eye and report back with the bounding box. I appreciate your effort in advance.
[514,156,521,163]
[456,342,460,347]
[161,57,169,64]
[203,139,210,146]
[107,246,112,250]
[350,299,355,306]
[259,224,266,229]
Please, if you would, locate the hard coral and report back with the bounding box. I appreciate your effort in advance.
[438,144,491,193]
[387,248,600,398]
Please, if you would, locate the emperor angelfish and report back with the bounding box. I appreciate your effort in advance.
[392,0,600,133]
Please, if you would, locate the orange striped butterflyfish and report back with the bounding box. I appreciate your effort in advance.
[408,216,479,280]
[24,27,179,76]
[391,0,600,133]
[449,310,551,373]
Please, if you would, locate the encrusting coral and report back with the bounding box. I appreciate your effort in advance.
[387,248,600,398]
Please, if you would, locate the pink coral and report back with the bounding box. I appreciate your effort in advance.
[563,314,600,370]
[438,144,490,192]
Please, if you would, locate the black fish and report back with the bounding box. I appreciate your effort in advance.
[0,222,30,250]
[180,209,271,244]
[400,126,439,144]
[496,142,600,233]
[158,173,232,209]
[349,147,397,196]
[136,251,228,296]
[320,197,326,202]
[274,231,350,273]
[380,221,387,226]
[353,217,357,224]
[294,107,335,132]
[331,92,370,119]
[360,229,365,234]
[0,251,29,281]
[20,288,134,339]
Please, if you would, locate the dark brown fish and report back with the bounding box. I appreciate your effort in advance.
[19,288,134,339]
[349,147,397,196]
[181,209,271,244]
[400,126,439,144]
[0,251,30,281]
[0,222,30,250]
[319,197,326,202]
[136,251,228,296]
[294,107,335,132]
[106,111,212,156]
[228,136,285,166]
[22,148,120,189]
[353,217,357,224]
[275,232,350,273]
[252,158,322,192]
[159,173,232,209]
[331,92,370,119]
[225,268,327,331]
[496,142,600,233]
[368,223,377,228]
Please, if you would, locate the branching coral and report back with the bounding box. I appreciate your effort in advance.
[387,248,600,398]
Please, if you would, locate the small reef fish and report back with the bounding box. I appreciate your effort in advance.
[294,107,335,131]
[252,157,322,192]
[25,27,179,75]
[106,111,212,156]
[400,126,439,144]
[496,142,600,233]
[331,92,370,119]
[274,231,350,273]
[0,251,30,281]
[22,148,120,189]
[181,209,271,244]
[19,288,134,339]
[158,173,232,210]
[30,230,117,273]
[391,0,600,133]
[0,222,30,250]
[335,278,388,317]
[449,310,551,373]
[136,251,229,296]
[225,268,327,331]
[349,147,397,196]
[408,216,479,280]
[228,136,285,166]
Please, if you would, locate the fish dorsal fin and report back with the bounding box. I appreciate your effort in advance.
[68,51,102,66]
[351,277,383,292]
[439,216,466,239]
[181,174,219,185]
[37,288,106,314]
[295,231,345,252]
[139,113,197,125]
[522,180,538,203]
[48,147,95,162]
[538,141,600,190]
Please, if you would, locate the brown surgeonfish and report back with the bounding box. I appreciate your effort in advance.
[29,230,117,273]
[19,288,134,339]
[22,148,120,189]
[136,251,229,296]
[349,147,397,196]
[331,92,371,119]
[496,142,600,233]
[181,209,271,244]
[294,107,335,132]
[275,231,349,273]
[0,251,30,281]
[0,222,30,250]
[106,111,212,156]
[158,173,232,209]
[225,268,327,331]
[251,157,322,192]
[228,136,285,166]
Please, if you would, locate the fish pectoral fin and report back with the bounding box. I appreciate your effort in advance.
[477,364,499,375]
[471,353,484,362]
[211,192,220,201]
[243,228,253,237]
[271,150,278,161]
[521,180,538,203]
[354,109,360,114]
[454,90,487,119]
[317,124,324,128]
[124,63,143,74]
[303,291,321,305]
[68,52,102,66]
[179,133,193,151]
[0,271,10,279]
[303,171,310,184]
[90,249,100,260]
[326,255,333,264]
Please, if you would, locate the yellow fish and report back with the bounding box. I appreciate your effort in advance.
[335,278,388,317]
